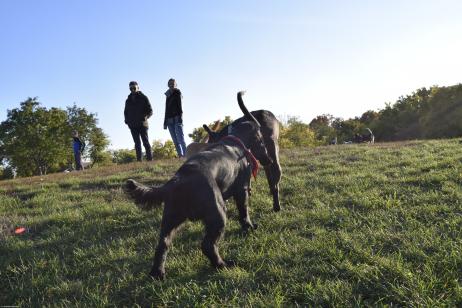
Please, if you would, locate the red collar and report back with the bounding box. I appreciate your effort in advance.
[220,135,259,180]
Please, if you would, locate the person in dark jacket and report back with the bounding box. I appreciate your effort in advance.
[72,130,86,170]
[164,78,186,157]
[124,81,153,161]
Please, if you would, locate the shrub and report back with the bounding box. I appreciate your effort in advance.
[152,140,177,159]
[112,149,137,164]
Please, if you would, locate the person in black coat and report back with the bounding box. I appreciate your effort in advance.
[164,78,186,157]
[124,81,153,161]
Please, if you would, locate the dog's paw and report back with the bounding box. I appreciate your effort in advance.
[241,222,257,232]
[214,259,236,269]
[224,259,237,267]
[215,260,237,269]
[149,268,165,281]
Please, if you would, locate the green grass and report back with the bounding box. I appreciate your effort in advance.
[1,139,462,306]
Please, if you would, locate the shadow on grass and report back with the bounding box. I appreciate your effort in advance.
[58,177,168,193]
[3,204,239,305]
[4,189,39,202]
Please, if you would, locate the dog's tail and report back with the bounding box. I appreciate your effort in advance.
[124,179,165,210]
[237,91,261,128]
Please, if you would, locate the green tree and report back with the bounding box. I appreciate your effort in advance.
[359,110,379,124]
[0,166,15,180]
[309,114,336,143]
[152,140,177,159]
[280,116,318,148]
[418,85,462,139]
[0,98,109,176]
[92,150,113,167]
[0,98,69,176]
[112,149,137,164]
[332,117,365,142]
[87,127,110,166]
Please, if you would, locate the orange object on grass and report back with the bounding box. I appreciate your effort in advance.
[14,227,26,234]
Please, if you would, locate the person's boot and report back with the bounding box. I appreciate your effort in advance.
[135,144,142,161]
[146,149,153,161]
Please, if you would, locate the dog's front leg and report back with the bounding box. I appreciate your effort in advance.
[234,188,256,231]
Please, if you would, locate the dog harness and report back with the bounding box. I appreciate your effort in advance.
[220,135,259,180]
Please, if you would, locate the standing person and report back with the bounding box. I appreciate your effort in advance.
[72,131,85,170]
[164,78,187,157]
[124,81,153,161]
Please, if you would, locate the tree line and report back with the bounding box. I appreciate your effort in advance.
[190,84,461,147]
[1,84,461,179]
[308,84,462,144]
[0,98,108,178]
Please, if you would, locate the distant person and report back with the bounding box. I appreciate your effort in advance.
[164,78,186,157]
[124,81,153,161]
[330,137,338,145]
[72,131,85,170]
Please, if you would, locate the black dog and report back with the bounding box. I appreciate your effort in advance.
[124,114,271,280]
[353,128,375,144]
[203,92,282,211]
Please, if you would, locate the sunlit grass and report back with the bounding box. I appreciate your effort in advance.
[1,139,462,306]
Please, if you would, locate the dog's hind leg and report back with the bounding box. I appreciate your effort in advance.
[263,140,282,212]
[150,209,185,280]
[201,200,234,269]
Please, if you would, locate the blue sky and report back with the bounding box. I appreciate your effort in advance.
[1,1,461,149]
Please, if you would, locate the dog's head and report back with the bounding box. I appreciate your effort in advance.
[231,121,272,166]
[203,91,272,165]
[204,121,271,165]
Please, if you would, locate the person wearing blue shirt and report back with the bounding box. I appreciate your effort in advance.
[72,130,85,170]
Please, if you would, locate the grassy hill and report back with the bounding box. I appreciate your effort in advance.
[1,139,461,306]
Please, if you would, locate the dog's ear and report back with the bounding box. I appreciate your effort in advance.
[203,124,219,142]
[203,124,213,135]
[211,120,221,132]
